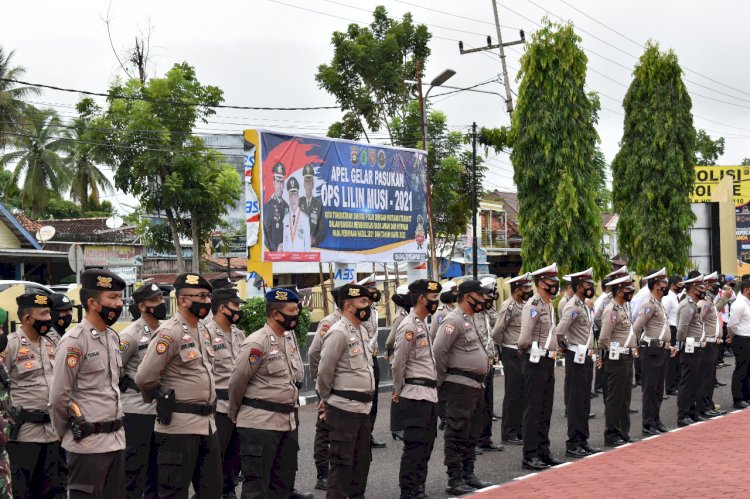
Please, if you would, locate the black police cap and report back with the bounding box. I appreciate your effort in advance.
[81,269,126,291]
[458,280,488,295]
[209,276,235,290]
[16,292,52,309]
[50,293,73,311]
[173,273,213,292]
[287,177,300,193]
[303,163,315,179]
[408,279,442,294]
[133,283,162,303]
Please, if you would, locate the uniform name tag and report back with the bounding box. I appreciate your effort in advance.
[609,341,620,360]
[685,337,695,353]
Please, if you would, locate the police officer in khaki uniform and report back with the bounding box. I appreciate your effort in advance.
[49,269,126,498]
[385,284,410,441]
[263,162,289,252]
[492,273,532,445]
[697,272,731,419]
[556,268,600,458]
[299,163,326,247]
[430,281,457,341]
[433,280,493,496]
[475,277,503,452]
[518,263,561,471]
[48,293,74,344]
[600,274,638,446]
[316,284,376,499]
[557,283,574,319]
[4,293,64,498]
[391,279,441,499]
[207,287,246,499]
[135,273,220,499]
[307,287,341,491]
[119,283,164,498]
[675,274,707,427]
[228,288,302,498]
[632,268,672,436]
[362,286,386,449]
[593,267,630,398]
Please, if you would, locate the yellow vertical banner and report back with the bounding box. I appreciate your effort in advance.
[244,130,273,287]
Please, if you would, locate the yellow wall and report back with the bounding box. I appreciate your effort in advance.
[0,222,21,249]
[244,130,274,287]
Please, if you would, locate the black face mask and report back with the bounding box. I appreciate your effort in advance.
[425,298,439,315]
[484,299,494,311]
[354,305,372,322]
[583,287,595,299]
[33,319,53,336]
[465,295,484,313]
[440,291,457,304]
[223,309,243,324]
[698,291,707,300]
[55,315,73,333]
[99,304,123,326]
[623,292,634,302]
[521,290,533,301]
[145,303,168,321]
[275,311,299,331]
[542,283,559,296]
[675,285,684,293]
[187,300,211,319]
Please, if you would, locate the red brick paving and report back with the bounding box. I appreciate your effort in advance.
[469,408,750,498]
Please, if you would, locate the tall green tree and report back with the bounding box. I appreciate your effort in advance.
[693,129,725,166]
[1,107,68,217]
[509,20,607,277]
[612,41,696,274]
[90,63,240,272]
[64,98,113,213]
[0,47,40,149]
[316,5,430,142]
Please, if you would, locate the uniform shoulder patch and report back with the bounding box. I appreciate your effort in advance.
[248,347,263,364]
[644,307,651,315]
[119,340,129,352]
[445,323,455,335]
[404,331,414,341]
[530,309,538,319]
[610,312,618,323]
[571,311,578,319]
[155,339,170,354]
[66,351,79,368]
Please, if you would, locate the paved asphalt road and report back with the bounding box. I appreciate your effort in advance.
[289,358,737,498]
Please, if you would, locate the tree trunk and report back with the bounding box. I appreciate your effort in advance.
[191,208,200,273]
[165,207,185,273]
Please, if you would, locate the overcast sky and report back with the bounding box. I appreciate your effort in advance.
[4,0,750,213]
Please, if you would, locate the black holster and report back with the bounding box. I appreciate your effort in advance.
[119,375,140,393]
[70,416,94,442]
[151,388,176,425]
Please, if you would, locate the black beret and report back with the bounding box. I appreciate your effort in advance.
[339,284,369,301]
[214,287,246,305]
[408,279,442,294]
[209,276,235,290]
[81,269,126,291]
[458,280,489,295]
[265,288,299,303]
[16,292,52,309]
[174,273,212,291]
[50,293,73,311]
[133,283,162,303]
[368,287,381,302]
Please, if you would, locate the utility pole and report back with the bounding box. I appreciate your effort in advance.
[472,122,479,280]
[459,1,524,117]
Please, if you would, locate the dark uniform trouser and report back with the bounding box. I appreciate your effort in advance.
[665,326,680,393]
[123,413,158,499]
[390,387,404,435]
[67,450,125,499]
[697,343,718,413]
[237,427,297,499]
[731,335,750,402]
[313,415,330,468]
[521,356,555,461]
[677,348,703,420]
[442,381,483,478]
[634,356,642,385]
[216,412,241,496]
[479,366,494,442]
[564,351,592,450]
[6,440,65,498]
[154,431,221,499]
[325,403,371,499]
[370,356,380,433]
[640,346,668,428]
[604,355,633,441]
[500,347,523,441]
[398,398,437,497]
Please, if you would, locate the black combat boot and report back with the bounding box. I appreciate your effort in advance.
[315,463,329,491]
[445,469,475,496]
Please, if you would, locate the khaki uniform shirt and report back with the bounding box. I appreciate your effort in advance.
[633,296,669,343]
[2,329,57,442]
[118,318,157,415]
[207,319,246,414]
[135,311,217,435]
[433,308,489,390]
[308,310,341,380]
[600,301,637,350]
[556,297,593,347]
[518,293,558,353]
[557,294,572,321]
[472,311,496,360]
[593,292,613,328]
[430,303,455,340]
[228,324,299,431]
[49,317,125,453]
[676,297,704,343]
[361,307,380,355]
[385,307,409,353]
[316,316,375,414]
[700,293,729,341]
[492,297,524,347]
[391,311,437,403]
[46,329,63,346]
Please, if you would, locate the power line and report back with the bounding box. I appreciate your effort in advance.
[394,0,521,30]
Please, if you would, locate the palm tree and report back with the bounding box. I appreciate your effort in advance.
[64,98,112,213]
[0,107,68,217]
[0,46,40,149]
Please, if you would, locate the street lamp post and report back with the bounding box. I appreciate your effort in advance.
[417,64,456,280]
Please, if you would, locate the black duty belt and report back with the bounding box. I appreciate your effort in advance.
[331,389,374,403]
[447,368,486,384]
[173,401,217,416]
[405,377,437,388]
[19,409,51,423]
[215,389,229,401]
[242,397,296,414]
[92,418,124,434]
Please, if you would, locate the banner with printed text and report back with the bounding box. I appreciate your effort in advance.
[253,131,428,262]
